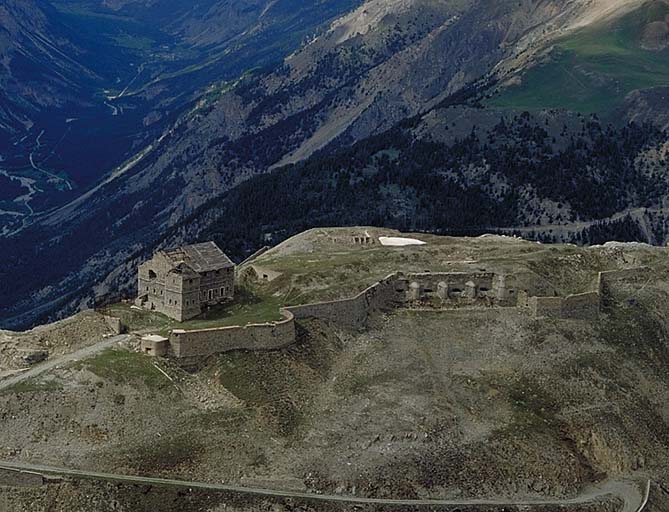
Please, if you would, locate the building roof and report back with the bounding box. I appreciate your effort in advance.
[163,242,234,273]
[142,335,169,343]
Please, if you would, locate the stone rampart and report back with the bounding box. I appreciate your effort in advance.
[163,267,613,363]
[598,267,652,292]
[529,297,564,319]
[169,309,296,360]
[562,292,600,320]
[284,273,403,330]
[530,292,600,320]
[102,316,124,335]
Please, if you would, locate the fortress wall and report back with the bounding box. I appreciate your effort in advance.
[598,267,652,288]
[102,316,124,335]
[597,267,652,306]
[169,310,296,359]
[530,292,600,320]
[405,272,495,290]
[285,273,402,330]
[529,297,564,319]
[562,292,600,320]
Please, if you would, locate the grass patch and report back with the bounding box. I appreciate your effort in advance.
[173,286,284,332]
[335,370,399,397]
[489,0,669,114]
[76,349,173,390]
[597,292,669,377]
[113,32,155,50]
[216,350,306,435]
[109,285,284,336]
[209,323,340,436]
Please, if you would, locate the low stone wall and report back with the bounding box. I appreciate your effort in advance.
[169,309,296,360]
[563,292,600,320]
[530,292,600,320]
[529,296,563,319]
[102,316,124,335]
[284,273,402,330]
[598,267,652,292]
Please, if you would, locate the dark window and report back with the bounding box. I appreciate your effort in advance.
[148,270,157,279]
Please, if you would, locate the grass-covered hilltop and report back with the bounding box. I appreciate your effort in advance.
[1,227,669,511]
[490,0,669,115]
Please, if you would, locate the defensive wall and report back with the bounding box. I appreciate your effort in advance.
[529,292,601,320]
[102,315,125,335]
[167,309,296,365]
[156,267,651,363]
[284,273,403,330]
[527,266,651,320]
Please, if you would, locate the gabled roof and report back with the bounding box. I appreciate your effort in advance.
[163,242,234,273]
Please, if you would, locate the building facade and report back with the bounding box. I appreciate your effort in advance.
[136,242,235,321]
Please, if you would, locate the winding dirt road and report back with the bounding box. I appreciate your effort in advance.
[0,334,130,393]
[0,461,650,511]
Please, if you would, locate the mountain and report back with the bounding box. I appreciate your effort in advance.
[2,0,669,329]
[0,0,360,227]
[490,0,669,118]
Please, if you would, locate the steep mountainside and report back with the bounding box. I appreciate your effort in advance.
[2,0,669,329]
[0,0,359,228]
[490,0,669,116]
[0,0,99,138]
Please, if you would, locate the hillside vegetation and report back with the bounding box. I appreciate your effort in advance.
[490,0,669,114]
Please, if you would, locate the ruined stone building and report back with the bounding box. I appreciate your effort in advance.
[136,242,235,321]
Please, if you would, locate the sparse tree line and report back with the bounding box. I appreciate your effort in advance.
[193,115,668,260]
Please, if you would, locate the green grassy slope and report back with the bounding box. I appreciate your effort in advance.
[490,0,669,114]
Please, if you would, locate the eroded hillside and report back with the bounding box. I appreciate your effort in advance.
[0,229,667,511]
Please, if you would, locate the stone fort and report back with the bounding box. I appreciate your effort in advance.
[135,242,235,322]
[138,264,644,368]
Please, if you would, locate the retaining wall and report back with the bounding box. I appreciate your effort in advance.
[103,316,124,335]
[562,292,600,320]
[530,292,600,320]
[169,309,296,360]
[284,273,403,330]
[529,297,564,319]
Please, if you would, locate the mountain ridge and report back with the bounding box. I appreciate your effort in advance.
[2,0,669,329]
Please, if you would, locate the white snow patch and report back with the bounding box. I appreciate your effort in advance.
[379,236,426,247]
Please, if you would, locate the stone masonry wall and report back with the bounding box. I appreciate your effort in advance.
[284,273,403,330]
[598,267,652,292]
[530,292,600,320]
[562,292,600,320]
[529,297,564,319]
[169,310,296,360]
